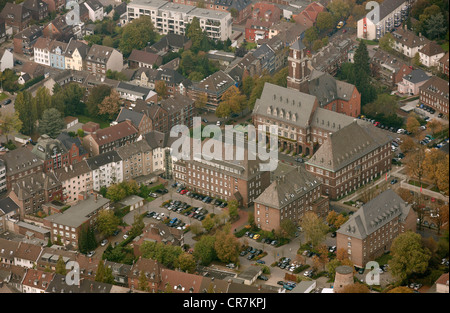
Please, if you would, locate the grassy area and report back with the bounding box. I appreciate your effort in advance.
[76,115,111,129]
[441,42,449,52]
[0,93,9,101]
[357,38,379,45]
[408,180,429,188]
[375,253,392,266]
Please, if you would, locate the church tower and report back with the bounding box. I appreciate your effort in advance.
[287,38,311,93]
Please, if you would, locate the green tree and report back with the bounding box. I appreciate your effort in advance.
[379,33,395,52]
[86,85,112,116]
[177,253,196,273]
[186,17,203,52]
[193,235,216,265]
[55,255,67,275]
[138,270,148,291]
[97,209,120,237]
[299,212,328,249]
[0,112,23,143]
[38,108,65,138]
[227,199,239,220]
[424,13,447,39]
[119,15,157,57]
[14,90,36,135]
[202,214,216,232]
[280,219,297,238]
[129,213,145,238]
[95,260,106,282]
[388,231,432,282]
[316,11,334,31]
[303,26,319,46]
[214,229,240,264]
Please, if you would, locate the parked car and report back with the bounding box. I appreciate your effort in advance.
[257,275,268,281]
[240,250,248,256]
[256,260,266,265]
[253,234,260,240]
[87,251,95,257]
[390,179,398,184]
[226,263,235,269]
[303,270,313,278]
[101,239,108,246]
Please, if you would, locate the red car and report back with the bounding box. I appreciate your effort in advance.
[180,189,188,195]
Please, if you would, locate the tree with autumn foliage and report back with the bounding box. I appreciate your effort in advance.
[387,286,414,293]
[98,90,121,120]
[215,86,247,118]
[300,212,328,249]
[406,115,421,136]
[214,225,240,264]
[155,81,169,100]
[340,283,370,293]
[422,149,449,191]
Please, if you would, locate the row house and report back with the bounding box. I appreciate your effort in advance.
[392,26,429,59]
[254,166,329,232]
[13,242,43,269]
[0,147,44,191]
[292,1,325,28]
[127,0,233,41]
[252,83,367,156]
[33,36,53,66]
[0,238,20,266]
[370,49,412,89]
[85,44,123,78]
[438,52,449,77]
[44,194,110,249]
[305,122,393,200]
[8,172,62,218]
[128,49,162,69]
[336,189,416,268]
[22,269,54,293]
[187,70,236,112]
[0,3,32,33]
[115,107,154,136]
[46,273,113,293]
[115,81,156,102]
[30,134,88,172]
[42,0,65,12]
[86,151,123,191]
[82,120,139,156]
[43,13,84,42]
[419,75,450,116]
[172,138,271,207]
[309,36,354,77]
[116,140,154,182]
[143,131,172,176]
[64,39,90,71]
[23,0,49,22]
[130,67,190,97]
[147,33,192,57]
[54,160,93,204]
[245,19,272,43]
[13,25,42,55]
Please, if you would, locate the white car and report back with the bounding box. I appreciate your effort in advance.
[87,251,95,257]
[216,121,221,126]
[101,239,108,246]
[123,234,129,240]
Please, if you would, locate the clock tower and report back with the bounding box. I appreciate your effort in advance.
[287,39,311,93]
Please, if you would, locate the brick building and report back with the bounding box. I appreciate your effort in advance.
[305,121,393,200]
[254,165,329,232]
[82,120,139,156]
[173,138,271,207]
[336,189,417,268]
[419,75,449,116]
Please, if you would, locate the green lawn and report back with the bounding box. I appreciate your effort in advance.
[0,93,9,101]
[76,115,111,129]
[408,180,429,188]
[441,42,449,52]
[375,253,392,266]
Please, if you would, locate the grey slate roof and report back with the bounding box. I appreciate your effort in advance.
[47,273,113,293]
[306,121,393,172]
[253,82,318,128]
[366,0,407,23]
[290,37,306,51]
[54,160,91,183]
[402,69,431,84]
[57,132,87,156]
[86,150,122,170]
[116,108,145,129]
[115,140,152,160]
[255,166,320,209]
[337,189,412,240]
[0,197,20,214]
[0,147,43,176]
[308,70,357,105]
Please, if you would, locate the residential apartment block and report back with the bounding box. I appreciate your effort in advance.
[54,160,93,204]
[336,189,416,268]
[127,0,232,41]
[86,151,123,191]
[116,140,154,181]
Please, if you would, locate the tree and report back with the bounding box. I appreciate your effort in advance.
[98,90,121,120]
[214,229,240,264]
[299,212,328,248]
[186,17,204,52]
[327,0,351,24]
[138,270,148,291]
[388,231,432,282]
[303,26,319,46]
[326,211,339,226]
[216,85,246,118]
[436,157,449,194]
[280,219,297,238]
[388,286,414,293]
[202,214,216,232]
[119,15,157,56]
[422,149,447,188]
[227,199,239,221]
[400,136,417,153]
[334,214,348,229]
[129,213,145,238]
[0,112,22,143]
[340,283,370,293]
[316,11,334,31]
[97,209,120,237]
[33,86,52,119]
[354,40,370,76]
[379,33,395,52]
[155,81,169,100]
[14,91,36,135]
[86,85,112,116]
[193,235,216,265]
[177,253,196,273]
[55,255,67,275]
[95,260,106,283]
[406,115,421,135]
[106,183,127,202]
[336,248,349,261]
[194,92,208,111]
[425,13,447,39]
[39,108,65,138]
[312,39,324,51]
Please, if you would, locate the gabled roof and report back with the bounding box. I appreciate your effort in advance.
[255,166,321,209]
[0,147,43,176]
[419,41,445,57]
[306,121,393,172]
[128,49,160,65]
[337,189,412,240]
[54,160,91,183]
[47,273,113,293]
[87,120,138,147]
[308,70,357,105]
[86,150,122,170]
[402,68,430,84]
[116,108,145,129]
[0,197,20,215]
[14,242,42,262]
